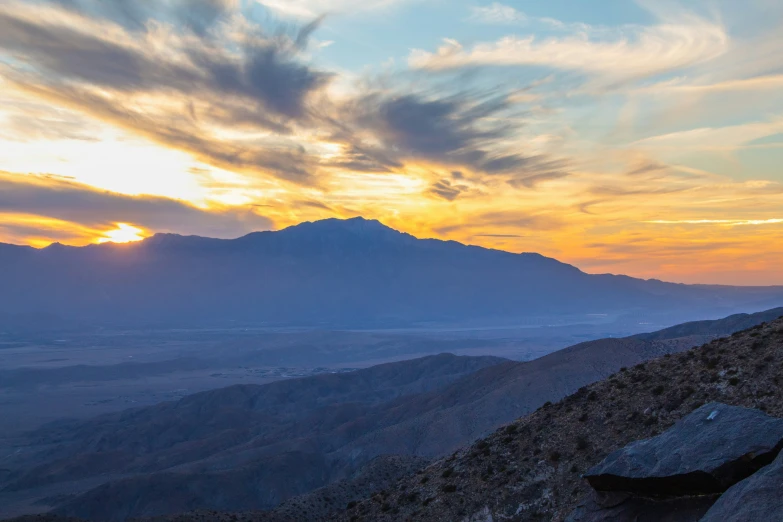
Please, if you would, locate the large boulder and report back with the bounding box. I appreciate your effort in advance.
[585,403,783,495]
[566,490,717,522]
[700,450,783,521]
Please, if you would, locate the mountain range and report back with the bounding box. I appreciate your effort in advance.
[2,217,782,329]
[2,307,781,521]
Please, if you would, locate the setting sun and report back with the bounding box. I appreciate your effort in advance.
[96,223,147,244]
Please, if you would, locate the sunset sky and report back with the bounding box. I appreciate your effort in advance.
[1,0,782,284]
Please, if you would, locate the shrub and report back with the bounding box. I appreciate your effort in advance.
[576,436,589,451]
[587,391,598,401]
[441,468,454,478]
[706,357,720,370]
[441,484,457,493]
[578,412,589,422]
[651,385,665,396]
[346,501,357,509]
[729,377,740,386]
[549,451,562,462]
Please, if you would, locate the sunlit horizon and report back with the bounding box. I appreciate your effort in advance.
[95,223,148,245]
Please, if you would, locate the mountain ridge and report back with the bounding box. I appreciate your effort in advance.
[0,217,773,287]
[1,217,782,329]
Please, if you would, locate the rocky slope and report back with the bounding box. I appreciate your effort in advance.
[327,315,783,521]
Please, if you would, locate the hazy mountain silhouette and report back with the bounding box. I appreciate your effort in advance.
[1,217,782,329]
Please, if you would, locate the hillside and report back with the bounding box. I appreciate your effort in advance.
[329,316,783,521]
[2,309,780,521]
[0,354,503,520]
[1,218,782,329]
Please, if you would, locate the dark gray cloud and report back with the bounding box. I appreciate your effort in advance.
[325,143,402,173]
[331,89,570,185]
[585,240,740,257]
[433,211,562,235]
[0,1,570,191]
[474,233,525,238]
[626,160,669,176]
[0,5,328,119]
[507,168,568,188]
[45,0,232,37]
[293,199,332,211]
[0,1,330,184]
[344,92,518,172]
[0,173,273,239]
[428,179,468,201]
[589,185,689,197]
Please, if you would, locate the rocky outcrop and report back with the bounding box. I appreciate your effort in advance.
[568,403,783,521]
[584,402,783,495]
[565,490,717,522]
[700,449,783,521]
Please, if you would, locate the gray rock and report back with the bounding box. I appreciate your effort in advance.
[585,403,783,495]
[566,490,717,522]
[700,450,783,521]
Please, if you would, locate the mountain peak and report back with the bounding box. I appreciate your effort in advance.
[278,216,410,243]
[285,216,395,234]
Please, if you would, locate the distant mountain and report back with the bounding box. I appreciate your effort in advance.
[2,308,780,521]
[1,217,782,328]
[631,307,783,340]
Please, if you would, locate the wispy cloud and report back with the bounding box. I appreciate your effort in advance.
[470,2,619,36]
[646,219,783,226]
[633,75,783,95]
[632,119,783,151]
[414,4,728,83]
[257,0,411,18]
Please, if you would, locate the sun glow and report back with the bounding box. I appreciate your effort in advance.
[96,223,147,244]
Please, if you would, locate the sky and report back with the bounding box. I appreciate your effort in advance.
[0,0,782,285]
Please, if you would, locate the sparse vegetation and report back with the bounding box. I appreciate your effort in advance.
[334,316,783,522]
